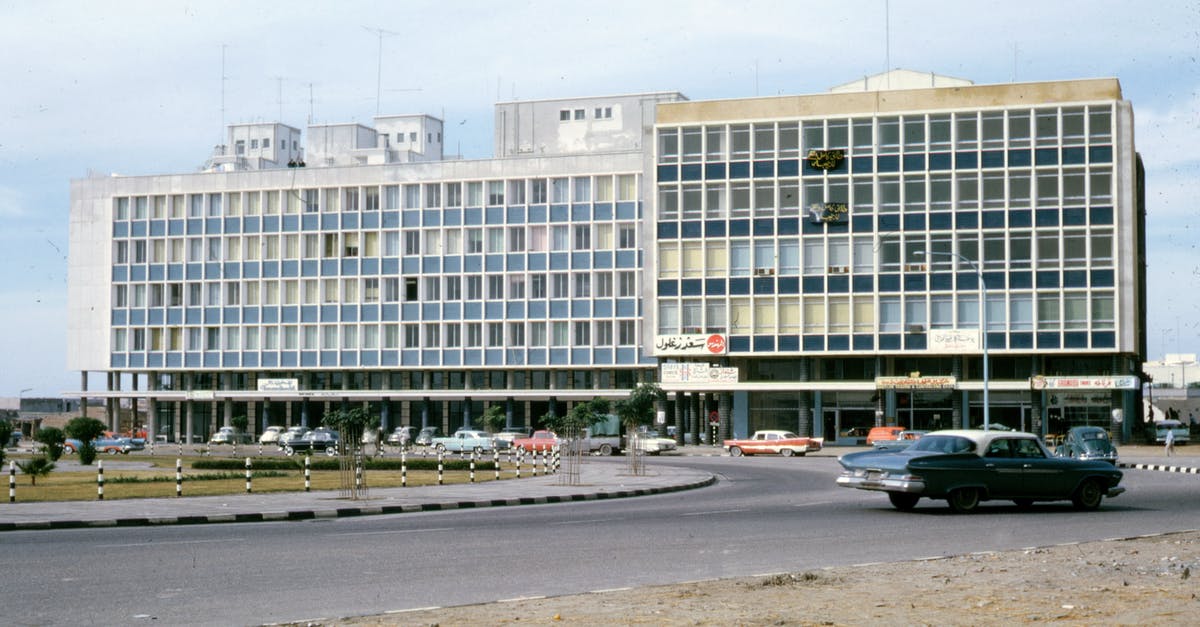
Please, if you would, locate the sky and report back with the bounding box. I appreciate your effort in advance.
[1,0,1198,398]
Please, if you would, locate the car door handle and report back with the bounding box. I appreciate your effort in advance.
[985,463,996,468]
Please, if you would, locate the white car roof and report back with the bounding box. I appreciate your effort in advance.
[926,429,1041,446]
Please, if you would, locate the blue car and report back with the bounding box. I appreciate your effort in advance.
[64,436,144,455]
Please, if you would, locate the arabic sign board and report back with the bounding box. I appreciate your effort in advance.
[186,390,215,401]
[928,329,980,352]
[1029,375,1140,391]
[257,378,300,392]
[875,376,957,390]
[654,334,728,356]
[1046,392,1111,408]
[660,363,739,384]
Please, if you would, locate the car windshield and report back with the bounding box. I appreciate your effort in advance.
[1080,438,1115,454]
[908,435,975,454]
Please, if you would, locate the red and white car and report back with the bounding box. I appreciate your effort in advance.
[724,430,822,457]
[511,430,559,452]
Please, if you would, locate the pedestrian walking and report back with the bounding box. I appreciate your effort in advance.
[1165,427,1175,456]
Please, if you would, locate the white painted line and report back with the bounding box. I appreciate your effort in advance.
[791,500,834,507]
[98,538,241,548]
[330,527,455,537]
[680,508,747,517]
[549,517,624,526]
[589,587,633,594]
[383,606,442,614]
[498,595,546,603]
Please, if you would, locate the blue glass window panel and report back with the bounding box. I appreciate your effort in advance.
[298,305,316,323]
[186,264,203,280]
[1063,332,1088,348]
[1035,271,1059,289]
[549,348,570,365]
[903,274,926,291]
[1062,208,1086,226]
[616,298,637,317]
[381,211,400,228]
[1089,145,1112,163]
[729,219,750,236]
[223,307,241,324]
[827,275,849,293]
[981,211,1005,228]
[380,303,399,321]
[168,264,184,280]
[436,256,458,273]
[167,308,183,324]
[1035,209,1058,227]
[1091,331,1115,348]
[527,205,546,222]
[381,257,399,274]
[980,150,1004,168]
[1008,271,1032,289]
[982,271,1005,289]
[342,213,360,229]
[1008,149,1031,167]
[879,334,902,350]
[680,279,703,296]
[112,222,129,237]
[1062,147,1086,165]
[111,354,129,368]
[955,151,978,169]
[777,217,800,235]
[420,350,441,366]
[615,250,638,268]
[485,255,504,272]
[827,335,850,351]
[504,302,524,318]
[130,266,146,282]
[752,336,776,352]
[397,257,416,274]
[518,300,542,319]
[876,155,899,172]
[680,164,703,181]
[778,335,800,351]
[928,152,952,170]
[356,351,376,367]
[506,206,526,223]
[168,220,184,235]
[753,277,776,294]
[705,278,727,295]
[878,214,900,232]
[130,221,148,237]
[507,254,527,271]
[547,300,568,319]
[729,278,750,295]
[112,266,128,282]
[483,301,504,319]
[187,218,204,234]
[878,274,901,292]
[205,262,223,278]
[205,218,223,233]
[753,161,774,178]
[462,302,481,319]
[778,277,800,294]
[401,303,420,320]
[753,218,774,236]
[464,207,483,225]
[928,212,952,230]
[240,217,259,232]
[930,273,953,291]
[360,305,378,322]
[593,203,613,221]
[803,335,824,351]
[903,214,926,231]
[397,350,415,366]
[481,206,501,223]
[1089,206,1113,225]
[851,156,873,173]
[297,214,317,231]
[256,353,276,368]
[1037,332,1060,349]
[657,164,678,182]
[524,252,545,271]
[802,218,824,234]
[704,220,726,237]
[570,204,591,222]
[129,309,146,325]
[851,215,874,232]
[262,307,279,323]
[1035,148,1058,166]
[802,276,824,293]
[148,354,165,368]
[524,348,545,365]
[110,310,127,325]
[360,212,379,229]
[904,334,927,350]
[956,272,978,291]
[728,161,750,179]
[852,275,874,292]
[1008,210,1031,227]
[681,220,703,238]
[616,201,639,220]
[590,348,612,364]
[593,251,612,269]
[778,159,800,176]
[339,259,357,275]
[549,205,569,222]
[1061,270,1087,289]
[570,251,590,268]
[296,260,317,276]
[705,162,727,179]
[184,353,201,368]
[593,299,614,317]
[1090,269,1114,287]
[853,334,874,350]
[902,154,925,171]
[657,221,679,239]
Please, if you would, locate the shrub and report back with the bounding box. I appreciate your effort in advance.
[78,442,97,466]
[65,417,107,466]
[36,427,66,461]
[16,457,56,486]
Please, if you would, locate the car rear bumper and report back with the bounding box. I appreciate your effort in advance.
[836,474,925,494]
[1106,486,1126,498]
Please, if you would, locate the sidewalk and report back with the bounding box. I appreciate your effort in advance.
[0,459,714,532]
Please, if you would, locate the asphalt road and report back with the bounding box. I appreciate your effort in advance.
[3,456,1196,626]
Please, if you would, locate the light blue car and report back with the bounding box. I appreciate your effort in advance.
[430,429,505,454]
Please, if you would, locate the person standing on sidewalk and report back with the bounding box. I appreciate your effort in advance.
[1165,427,1176,456]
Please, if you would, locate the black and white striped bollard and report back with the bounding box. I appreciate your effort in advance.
[8,461,14,502]
[469,450,476,483]
[401,449,407,487]
[355,458,362,492]
[97,460,104,500]
[175,458,182,497]
[437,449,444,485]
[516,447,522,479]
[493,447,500,481]
[304,455,311,492]
[244,457,252,493]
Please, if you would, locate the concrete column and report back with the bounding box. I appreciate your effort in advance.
[223,375,234,429]
[690,392,702,445]
[505,397,514,430]
[80,371,89,418]
[146,372,158,442]
[718,392,731,443]
[797,358,812,437]
[463,397,472,429]
[674,392,685,445]
[952,356,964,430]
[381,398,391,431]
[184,374,195,445]
[106,372,117,431]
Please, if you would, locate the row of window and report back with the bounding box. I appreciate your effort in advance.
[560,106,614,121]
[657,291,1117,335]
[111,175,640,220]
[657,166,1114,218]
[233,137,298,154]
[113,222,640,264]
[113,271,642,308]
[657,105,1114,163]
[112,319,641,352]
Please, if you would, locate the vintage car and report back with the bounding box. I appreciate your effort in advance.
[258,426,285,444]
[430,429,504,454]
[837,429,1125,513]
[866,426,905,445]
[64,436,144,455]
[1153,420,1190,444]
[511,430,559,452]
[209,426,253,445]
[1055,426,1118,464]
[723,430,822,457]
[414,426,440,447]
[872,430,927,450]
[281,428,340,456]
[385,426,415,447]
[277,426,310,447]
[626,430,678,455]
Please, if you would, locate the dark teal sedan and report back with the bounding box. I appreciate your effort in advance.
[837,430,1126,513]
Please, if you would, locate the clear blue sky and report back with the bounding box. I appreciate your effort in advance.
[1,0,1197,397]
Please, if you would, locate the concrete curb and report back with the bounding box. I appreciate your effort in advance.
[1118,462,1200,474]
[0,473,716,533]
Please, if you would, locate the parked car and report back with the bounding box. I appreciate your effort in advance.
[872,430,927,450]
[839,426,871,441]
[64,436,144,455]
[430,429,503,454]
[512,430,559,452]
[277,426,310,447]
[836,429,1126,513]
[866,426,905,446]
[385,426,414,447]
[281,428,340,456]
[723,430,822,457]
[414,426,440,446]
[1153,420,1190,444]
[492,430,529,444]
[209,426,253,445]
[1055,426,1118,464]
[259,426,285,444]
[626,430,678,455]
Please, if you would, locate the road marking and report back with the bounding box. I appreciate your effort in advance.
[98,538,239,548]
[330,527,454,537]
[384,607,442,614]
[681,508,747,516]
[590,587,632,594]
[499,595,546,603]
[549,517,624,526]
[791,500,834,507]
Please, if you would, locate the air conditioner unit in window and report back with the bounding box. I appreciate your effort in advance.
[754,267,776,276]
[906,324,926,333]
[904,263,927,272]
[828,265,849,274]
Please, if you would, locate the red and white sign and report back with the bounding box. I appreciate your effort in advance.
[654,333,728,356]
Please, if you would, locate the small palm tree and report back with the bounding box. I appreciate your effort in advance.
[16,457,56,486]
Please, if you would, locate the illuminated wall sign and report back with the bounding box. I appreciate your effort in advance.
[660,362,739,384]
[807,202,847,223]
[875,375,957,389]
[1030,375,1140,390]
[654,333,728,356]
[257,378,300,392]
[928,329,980,351]
[806,149,845,169]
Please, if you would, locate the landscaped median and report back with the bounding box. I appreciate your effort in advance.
[2,453,547,502]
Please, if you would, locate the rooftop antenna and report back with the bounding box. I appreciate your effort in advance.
[1011,43,1019,82]
[308,82,315,124]
[884,0,891,89]
[363,26,399,116]
[220,44,228,141]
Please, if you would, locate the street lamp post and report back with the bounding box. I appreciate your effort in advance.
[915,251,989,430]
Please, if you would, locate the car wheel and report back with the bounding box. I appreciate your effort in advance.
[1072,479,1104,511]
[107,448,119,455]
[1013,498,1034,509]
[325,446,338,457]
[598,443,613,456]
[436,444,447,453]
[284,446,295,456]
[780,448,795,457]
[888,492,920,511]
[947,488,980,513]
[728,446,743,457]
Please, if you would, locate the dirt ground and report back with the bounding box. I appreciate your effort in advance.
[296,529,1200,626]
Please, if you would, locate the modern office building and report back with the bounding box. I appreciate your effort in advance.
[67,70,1147,444]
